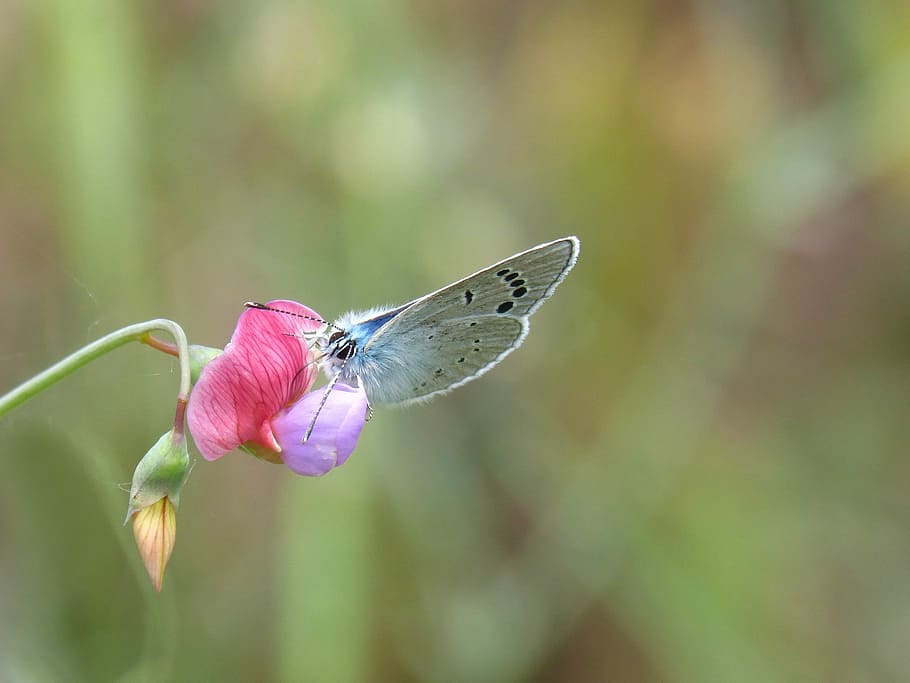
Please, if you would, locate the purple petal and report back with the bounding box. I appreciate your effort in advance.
[271,383,369,476]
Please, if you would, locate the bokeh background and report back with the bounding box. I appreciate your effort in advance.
[1,1,909,681]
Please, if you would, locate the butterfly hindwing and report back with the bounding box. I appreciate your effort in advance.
[353,315,527,405]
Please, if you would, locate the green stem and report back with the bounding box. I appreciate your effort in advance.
[0,319,191,417]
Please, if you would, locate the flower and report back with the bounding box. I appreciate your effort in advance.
[187,299,368,475]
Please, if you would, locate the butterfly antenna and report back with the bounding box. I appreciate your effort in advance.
[244,301,344,332]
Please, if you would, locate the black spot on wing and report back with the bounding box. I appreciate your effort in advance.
[497,301,514,313]
[512,286,527,297]
[464,289,474,304]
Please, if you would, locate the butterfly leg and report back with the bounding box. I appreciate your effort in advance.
[302,372,342,443]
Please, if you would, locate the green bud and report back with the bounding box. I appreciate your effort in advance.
[126,429,190,520]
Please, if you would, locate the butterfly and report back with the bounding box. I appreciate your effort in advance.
[248,236,580,438]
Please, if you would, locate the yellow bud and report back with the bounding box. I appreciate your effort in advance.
[132,496,177,592]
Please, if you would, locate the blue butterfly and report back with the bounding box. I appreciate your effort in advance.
[249,236,580,439]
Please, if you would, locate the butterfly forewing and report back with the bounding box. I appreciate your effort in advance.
[363,237,578,352]
[353,237,579,405]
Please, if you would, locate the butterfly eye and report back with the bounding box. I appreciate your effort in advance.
[336,340,356,361]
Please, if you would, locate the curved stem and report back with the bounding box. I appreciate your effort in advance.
[0,319,191,417]
[141,333,179,357]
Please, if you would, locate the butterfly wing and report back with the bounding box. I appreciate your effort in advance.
[353,236,579,405]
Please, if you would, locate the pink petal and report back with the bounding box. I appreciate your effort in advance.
[187,300,324,460]
[271,383,369,476]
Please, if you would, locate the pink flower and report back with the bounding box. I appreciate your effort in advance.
[187,300,368,475]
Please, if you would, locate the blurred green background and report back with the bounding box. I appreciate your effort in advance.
[1,1,909,681]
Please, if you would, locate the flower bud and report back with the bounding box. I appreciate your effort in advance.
[126,428,189,591]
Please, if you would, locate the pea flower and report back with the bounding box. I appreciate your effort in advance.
[187,300,368,475]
